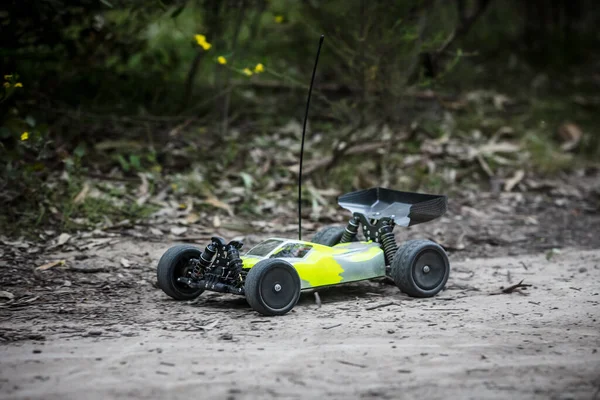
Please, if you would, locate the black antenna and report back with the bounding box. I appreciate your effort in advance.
[298,34,325,241]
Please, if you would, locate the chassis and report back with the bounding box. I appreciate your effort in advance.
[157,187,450,316]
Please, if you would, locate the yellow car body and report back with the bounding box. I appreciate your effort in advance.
[241,238,386,290]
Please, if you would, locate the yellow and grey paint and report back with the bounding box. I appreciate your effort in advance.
[241,239,386,290]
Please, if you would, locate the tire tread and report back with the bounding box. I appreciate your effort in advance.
[390,239,449,298]
[157,244,204,300]
[245,259,300,316]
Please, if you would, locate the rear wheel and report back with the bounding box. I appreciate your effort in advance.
[157,245,204,300]
[311,226,356,246]
[244,259,301,316]
[390,239,449,298]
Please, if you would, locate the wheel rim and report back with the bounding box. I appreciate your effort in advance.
[412,249,447,290]
[259,266,297,310]
[173,255,198,294]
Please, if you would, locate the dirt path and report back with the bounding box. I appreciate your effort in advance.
[1,242,599,399]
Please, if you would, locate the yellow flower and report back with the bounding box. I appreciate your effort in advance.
[4,74,12,80]
[274,15,284,23]
[217,56,227,65]
[242,68,253,76]
[14,82,23,88]
[21,132,29,141]
[254,63,264,73]
[194,34,212,51]
[3,82,9,88]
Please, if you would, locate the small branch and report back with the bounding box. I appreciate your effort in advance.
[502,279,532,294]
[180,52,205,112]
[422,0,493,77]
[221,1,247,136]
[337,360,367,368]
[490,279,532,295]
[365,301,396,311]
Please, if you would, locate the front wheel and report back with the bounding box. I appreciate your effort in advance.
[244,259,301,316]
[390,239,450,298]
[157,244,204,300]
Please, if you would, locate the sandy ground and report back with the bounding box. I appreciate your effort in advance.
[1,241,599,400]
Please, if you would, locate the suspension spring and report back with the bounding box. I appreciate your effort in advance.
[226,245,244,279]
[380,226,398,266]
[340,216,360,243]
[192,242,217,277]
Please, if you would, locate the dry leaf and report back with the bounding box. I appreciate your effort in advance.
[73,182,90,204]
[212,215,221,228]
[137,173,149,196]
[185,213,200,224]
[202,195,234,216]
[504,170,525,192]
[36,259,66,271]
[197,319,219,330]
[170,227,188,236]
[57,233,71,246]
[476,154,494,177]
[558,122,582,151]
[120,258,131,268]
[492,94,510,110]
[150,227,163,236]
[478,142,521,155]
[0,291,15,300]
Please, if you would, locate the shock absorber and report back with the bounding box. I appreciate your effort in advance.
[340,216,360,243]
[379,221,398,265]
[191,241,218,278]
[225,241,244,281]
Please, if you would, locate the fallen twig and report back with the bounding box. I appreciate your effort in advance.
[365,302,396,310]
[490,279,533,296]
[519,261,528,270]
[502,279,532,294]
[336,360,367,369]
[323,323,342,330]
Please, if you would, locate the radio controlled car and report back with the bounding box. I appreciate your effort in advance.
[156,36,451,316]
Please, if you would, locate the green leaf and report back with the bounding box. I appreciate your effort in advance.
[129,154,141,171]
[25,115,36,127]
[73,143,86,158]
[240,172,253,189]
[116,155,130,172]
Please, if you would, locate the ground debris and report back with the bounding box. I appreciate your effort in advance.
[491,279,533,295]
[314,292,321,308]
[0,291,14,300]
[36,260,66,271]
[336,360,367,369]
[365,302,396,311]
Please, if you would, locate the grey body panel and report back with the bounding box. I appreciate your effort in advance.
[331,242,386,284]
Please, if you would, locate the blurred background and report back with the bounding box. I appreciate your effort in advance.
[1,0,599,236]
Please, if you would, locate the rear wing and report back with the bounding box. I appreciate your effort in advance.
[337,187,447,227]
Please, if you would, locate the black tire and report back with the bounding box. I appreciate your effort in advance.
[311,226,355,246]
[157,244,204,300]
[391,239,422,263]
[390,239,449,298]
[244,259,301,316]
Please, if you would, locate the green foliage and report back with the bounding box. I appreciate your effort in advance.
[0,0,599,236]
